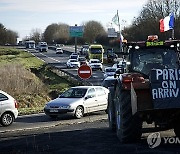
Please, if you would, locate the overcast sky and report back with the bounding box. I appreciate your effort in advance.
[0,0,148,38]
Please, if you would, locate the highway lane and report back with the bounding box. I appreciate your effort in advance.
[1,46,179,153]
[29,47,105,85]
[0,46,107,133]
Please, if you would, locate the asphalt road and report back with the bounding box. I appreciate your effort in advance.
[0,46,105,133]
[0,118,180,154]
[1,46,179,153]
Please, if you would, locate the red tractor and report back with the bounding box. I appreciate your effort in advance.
[108,36,180,143]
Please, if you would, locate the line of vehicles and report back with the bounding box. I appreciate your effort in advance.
[3,35,180,146]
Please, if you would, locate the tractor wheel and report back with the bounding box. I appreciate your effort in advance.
[115,90,142,143]
[108,92,116,131]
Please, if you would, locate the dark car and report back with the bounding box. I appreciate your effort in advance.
[101,76,117,89]
[78,57,87,65]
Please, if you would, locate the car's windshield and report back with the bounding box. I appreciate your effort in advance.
[70,56,78,59]
[102,79,116,88]
[40,45,47,47]
[60,88,87,98]
[70,60,78,62]
[105,68,116,72]
[90,48,102,54]
[78,57,86,61]
[131,48,179,76]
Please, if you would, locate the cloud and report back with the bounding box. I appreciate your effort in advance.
[0,0,147,14]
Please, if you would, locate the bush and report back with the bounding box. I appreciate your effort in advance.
[0,63,46,96]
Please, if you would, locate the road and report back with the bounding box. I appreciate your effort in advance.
[0,46,106,133]
[1,117,180,153]
[1,46,179,153]
[30,47,104,85]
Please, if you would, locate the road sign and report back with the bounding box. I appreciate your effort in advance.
[78,65,92,79]
[70,26,83,37]
[108,28,117,38]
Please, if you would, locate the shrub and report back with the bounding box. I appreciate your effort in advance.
[0,63,46,96]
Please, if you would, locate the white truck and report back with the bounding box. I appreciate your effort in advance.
[38,42,48,52]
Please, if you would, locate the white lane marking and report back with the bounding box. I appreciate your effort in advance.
[30,52,45,62]
[38,52,61,63]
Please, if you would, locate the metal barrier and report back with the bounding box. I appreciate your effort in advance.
[49,65,92,86]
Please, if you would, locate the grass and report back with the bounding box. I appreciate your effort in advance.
[0,46,75,115]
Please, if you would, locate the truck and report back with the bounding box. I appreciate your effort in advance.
[37,42,48,52]
[108,35,180,143]
[106,48,117,63]
[87,44,104,63]
[25,40,35,49]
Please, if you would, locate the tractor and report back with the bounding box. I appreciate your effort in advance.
[108,35,180,143]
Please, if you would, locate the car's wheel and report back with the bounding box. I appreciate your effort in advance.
[0,112,14,126]
[49,115,58,119]
[74,106,84,119]
[173,121,180,137]
[108,92,116,131]
[115,89,142,143]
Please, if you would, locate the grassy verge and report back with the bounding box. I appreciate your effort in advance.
[0,46,75,115]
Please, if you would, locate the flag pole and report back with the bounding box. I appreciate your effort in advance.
[116,10,122,53]
[172,29,174,39]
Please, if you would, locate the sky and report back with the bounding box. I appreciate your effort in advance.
[0,0,148,39]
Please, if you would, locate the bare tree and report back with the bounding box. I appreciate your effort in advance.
[123,0,180,41]
[29,28,42,44]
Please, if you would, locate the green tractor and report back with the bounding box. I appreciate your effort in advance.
[108,36,180,143]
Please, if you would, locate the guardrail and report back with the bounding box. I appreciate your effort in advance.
[49,65,92,86]
[48,46,76,55]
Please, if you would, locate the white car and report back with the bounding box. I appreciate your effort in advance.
[66,59,80,68]
[56,47,63,54]
[0,90,18,126]
[88,59,103,71]
[44,86,109,119]
[103,67,116,78]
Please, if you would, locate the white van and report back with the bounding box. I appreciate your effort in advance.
[38,42,48,52]
[0,90,18,126]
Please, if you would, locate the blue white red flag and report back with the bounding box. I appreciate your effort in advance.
[160,13,174,32]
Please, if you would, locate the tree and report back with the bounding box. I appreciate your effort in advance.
[43,23,69,44]
[29,28,42,44]
[123,0,180,41]
[0,23,18,45]
[83,21,106,44]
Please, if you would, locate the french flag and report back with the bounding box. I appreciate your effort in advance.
[160,13,174,32]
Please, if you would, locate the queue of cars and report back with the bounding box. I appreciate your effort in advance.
[0,45,127,126]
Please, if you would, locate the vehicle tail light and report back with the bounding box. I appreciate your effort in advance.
[122,73,145,83]
[122,76,133,83]
[14,100,18,108]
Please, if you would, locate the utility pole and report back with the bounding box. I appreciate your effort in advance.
[75,24,77,53]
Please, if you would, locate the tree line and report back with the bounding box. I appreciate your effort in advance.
[1,0,180,46]
[0,23,18,45]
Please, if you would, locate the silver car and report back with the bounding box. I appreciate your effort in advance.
[44,86,109,119]
[103,67,116,78]
[0,90,18,126]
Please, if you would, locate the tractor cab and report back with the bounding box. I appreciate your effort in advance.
[124,36,180,78]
